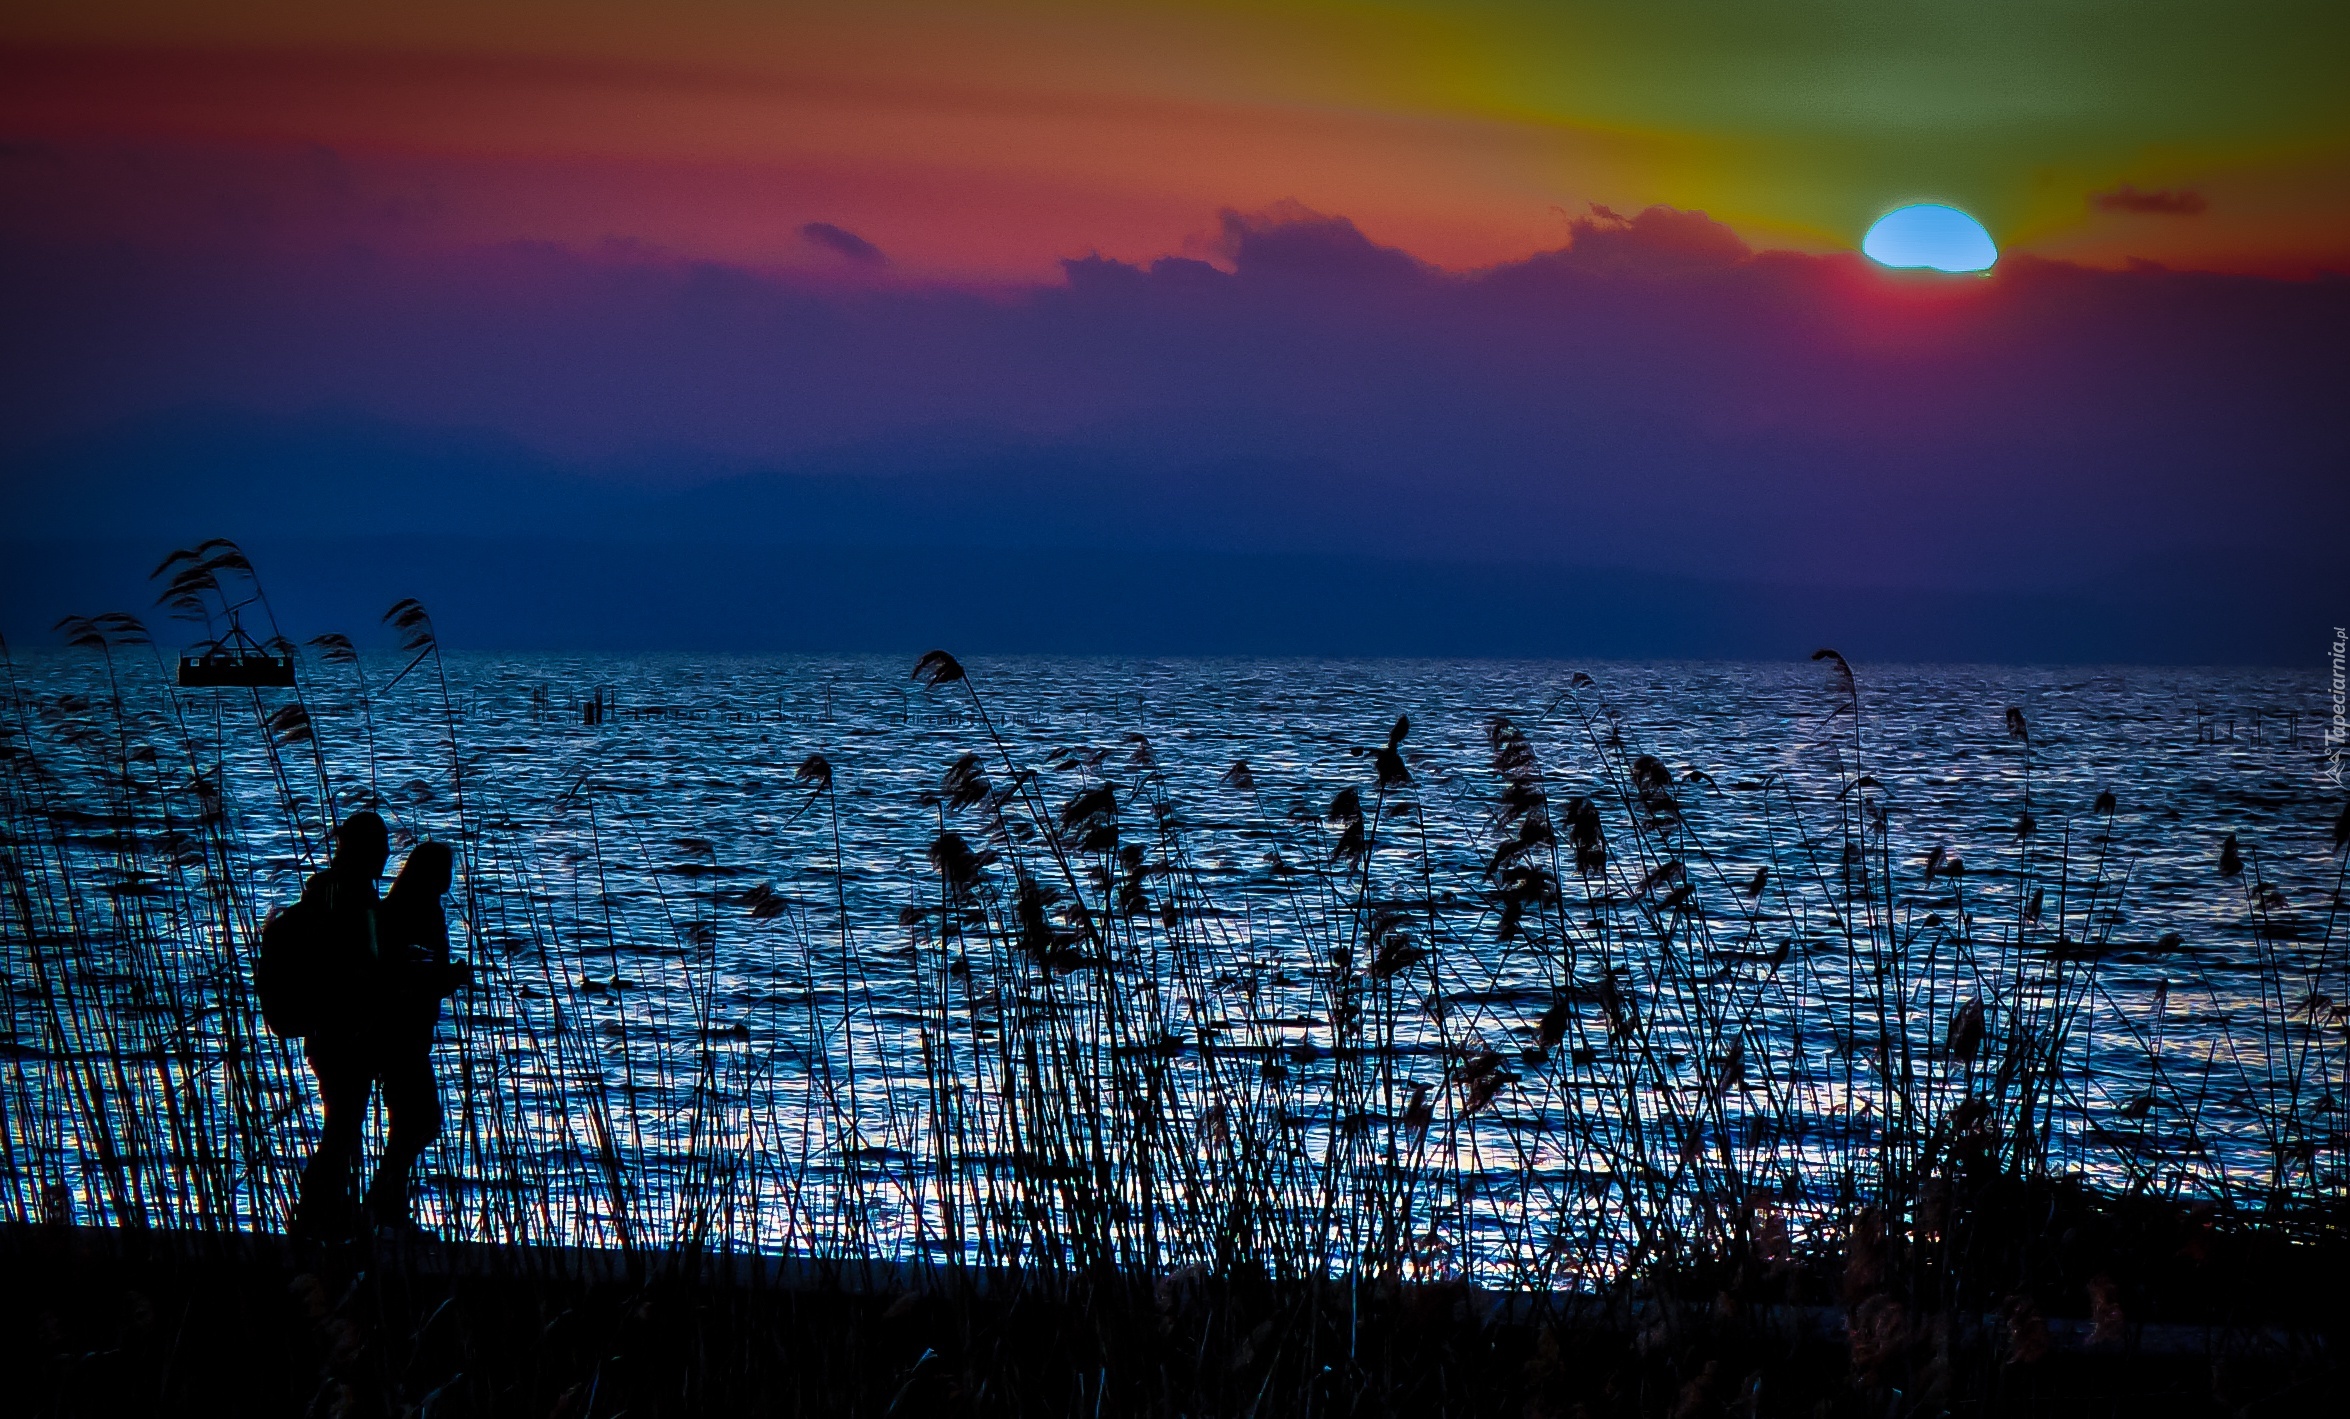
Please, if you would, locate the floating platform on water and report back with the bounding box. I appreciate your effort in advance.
[177,651,295,688]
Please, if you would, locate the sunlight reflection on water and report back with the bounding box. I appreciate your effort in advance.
[12,653,2342,1276]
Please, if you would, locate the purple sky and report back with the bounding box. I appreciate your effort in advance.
[4,202,2344,655]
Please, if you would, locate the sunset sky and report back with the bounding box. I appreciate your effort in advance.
[3,2,2344,657]
[7,0,2345,276]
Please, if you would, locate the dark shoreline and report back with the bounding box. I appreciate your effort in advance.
[4,1221,2337,1417]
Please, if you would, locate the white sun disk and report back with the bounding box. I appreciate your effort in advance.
[1862,204,1998,273]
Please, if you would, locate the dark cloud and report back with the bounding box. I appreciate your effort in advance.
[1216,202,1430,285]
[1545,203,1752,276]
[2093,185,2209,216]
[800,221,888,264]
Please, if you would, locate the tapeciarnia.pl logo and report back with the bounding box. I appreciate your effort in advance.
[2327,625,2346,788]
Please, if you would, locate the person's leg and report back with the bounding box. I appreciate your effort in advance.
[294,1041,374,1238]
[365,1045,443,1227]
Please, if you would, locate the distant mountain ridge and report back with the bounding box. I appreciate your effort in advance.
[1,531,2335,665]
[4,409,2339,662]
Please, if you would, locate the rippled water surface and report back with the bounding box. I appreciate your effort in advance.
[7,652,2343,1279]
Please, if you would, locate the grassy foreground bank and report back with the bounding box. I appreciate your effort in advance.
[4,1207,2338,1418]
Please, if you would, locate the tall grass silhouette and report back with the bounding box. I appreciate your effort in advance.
[3,543,2343,1346]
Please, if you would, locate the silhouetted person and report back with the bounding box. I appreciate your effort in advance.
[367,841,471,1231]
[290,818,473,1242]
[291,810,390,1240]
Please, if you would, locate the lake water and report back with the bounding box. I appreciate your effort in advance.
[5,651,2342,1279]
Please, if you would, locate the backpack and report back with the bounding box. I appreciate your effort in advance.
[256,894,326,1038]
